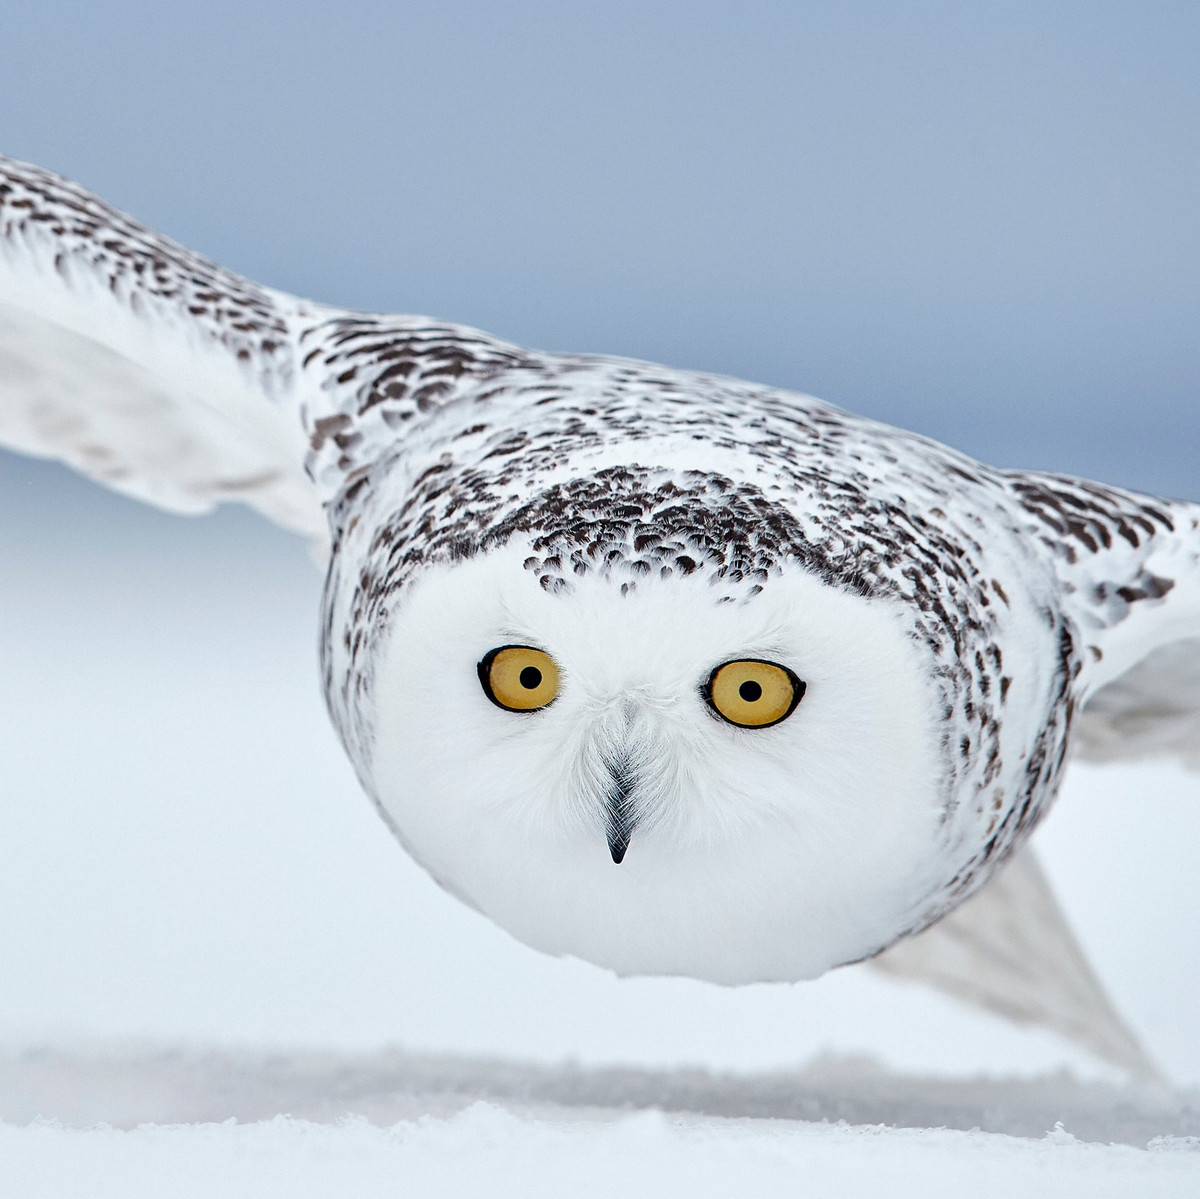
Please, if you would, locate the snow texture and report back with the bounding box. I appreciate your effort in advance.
[3,1101,1200,1199]
[3,1045,1200,1146]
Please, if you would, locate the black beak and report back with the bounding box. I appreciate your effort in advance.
[604,753,638,864]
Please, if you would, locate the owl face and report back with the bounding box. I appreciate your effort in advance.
[369,539,947,984]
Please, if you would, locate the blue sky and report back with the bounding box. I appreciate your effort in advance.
[1,1,1197,497]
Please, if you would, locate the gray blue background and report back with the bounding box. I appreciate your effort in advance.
[1,3,1199,1085]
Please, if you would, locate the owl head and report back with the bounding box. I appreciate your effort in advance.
[328,464,981,984]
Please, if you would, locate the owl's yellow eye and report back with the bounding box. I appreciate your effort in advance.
[705,659,804,728]
[478,645,560,712]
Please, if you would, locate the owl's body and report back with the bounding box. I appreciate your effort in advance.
[311,323,1192,980]
[2,155,1197,1070]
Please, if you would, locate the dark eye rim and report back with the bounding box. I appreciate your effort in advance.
[477,644,559,713]
[701,658,807,729]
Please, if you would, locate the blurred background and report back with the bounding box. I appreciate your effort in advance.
[1,2,1198,1087]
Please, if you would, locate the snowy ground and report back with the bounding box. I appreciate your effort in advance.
[5,1103,1200,1199]
[2,455,1200,1194]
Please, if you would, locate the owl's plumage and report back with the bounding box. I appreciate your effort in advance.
[3,154,1196,1079]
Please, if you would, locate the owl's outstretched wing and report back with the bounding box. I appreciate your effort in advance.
[0,154,328,538]
[869,848,1159,1081]
[1010,470,1200,769]
[1074,640,1200,766]
[0,155,538,544]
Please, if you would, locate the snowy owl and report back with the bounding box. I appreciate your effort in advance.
[2,155,1195,1078]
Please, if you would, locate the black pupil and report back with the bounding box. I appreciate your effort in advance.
[519,666,543,690]
[739,680,763,702]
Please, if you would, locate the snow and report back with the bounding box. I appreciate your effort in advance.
[3,1044,1200,1144]
[4,1105,1200,1199]
[2,454,1200,1193]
